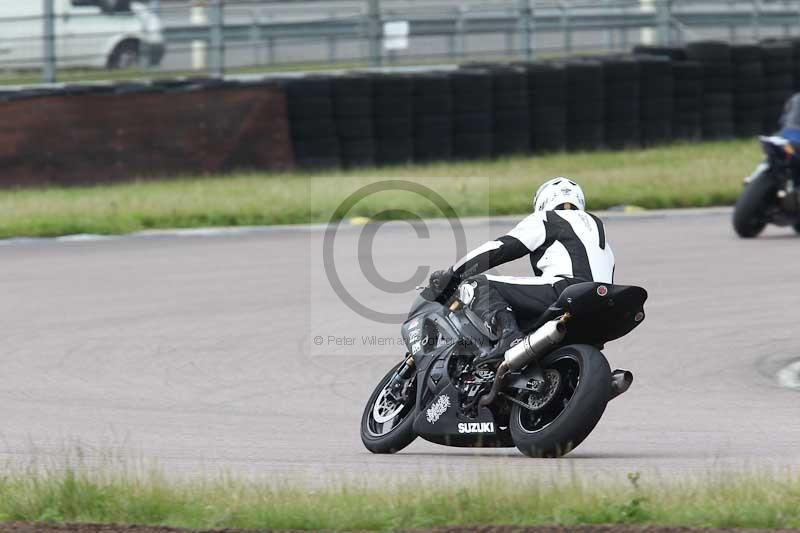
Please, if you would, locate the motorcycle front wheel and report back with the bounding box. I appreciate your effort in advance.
[509,344,611,458]
[360,361,418,454]
[733,174,776,238]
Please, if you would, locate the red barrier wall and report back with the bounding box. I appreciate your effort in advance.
[0,83,293,187]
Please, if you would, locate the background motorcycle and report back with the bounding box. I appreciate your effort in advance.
[733,135,800,238]
[360,280,647,458]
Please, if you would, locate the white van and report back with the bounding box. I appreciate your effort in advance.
[0,0,165,70]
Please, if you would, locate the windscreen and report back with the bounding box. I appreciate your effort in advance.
[779,93,800,131]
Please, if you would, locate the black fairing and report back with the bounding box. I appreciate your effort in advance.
[412,356,513,448]
[407,294,440,321]
[522,282,647,345]
[396,283,646,448]
[400,295,445,357]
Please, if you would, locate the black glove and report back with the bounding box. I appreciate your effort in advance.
[421,267,461,303]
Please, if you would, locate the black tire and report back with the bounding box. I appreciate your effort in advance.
[602,58,640,81]
[672,61,703,81]
[375,116,413,138]
[360,362,417,454]
[733,174,776,238]
[288,97,333,121]
[633,45,687,60]
[454,112,492,134]
[341,138,376,168]
[371,73,413,99]
[686,40,731,63]
[284,76,332,99]
[453,133,492,159]
[509,344,611,458]
[291,118,337,140]
[331,74,371,99]
[376,139,413,165]
[731,44,762,63]
[414,138,452,161]
[334,96,372,117]
[107,40,140,69]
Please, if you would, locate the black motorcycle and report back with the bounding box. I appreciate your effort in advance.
[360,280,647,458]
[733,135,800,238]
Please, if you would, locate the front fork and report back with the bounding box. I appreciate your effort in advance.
[395,354,415,380]
[387,354,416,396]
[747,161,800,215]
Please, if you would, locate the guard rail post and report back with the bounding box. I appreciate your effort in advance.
[367,0,382,67]
[456,6,466,59]
[751,0,761,41]
[559,2,572,53]
[656,0,671,45]
[42,0,56,83]
[518,0,533,61]
[209,0,225,76]
[327,9,337,62]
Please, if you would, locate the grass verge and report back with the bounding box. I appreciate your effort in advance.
[0,139,759,239]
[0,468,799,530]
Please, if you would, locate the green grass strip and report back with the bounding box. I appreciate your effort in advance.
[0,139,759,239]
[0,468,800,530]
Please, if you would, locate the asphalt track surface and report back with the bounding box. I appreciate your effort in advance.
[2,208,800,484]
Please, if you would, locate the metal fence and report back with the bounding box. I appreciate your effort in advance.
[6,0,800,85]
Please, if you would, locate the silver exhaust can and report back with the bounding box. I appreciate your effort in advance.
[503,319,567,371]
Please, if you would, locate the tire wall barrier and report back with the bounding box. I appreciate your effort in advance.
[5,38,800,188]
[278,38,800,171]
[602,57,640,149]
[566,61,605,151]
[413,72,453,163]
[0,80,293,188]
[451,69,493,159]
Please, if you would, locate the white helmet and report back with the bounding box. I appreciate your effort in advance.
[532,177,586,212]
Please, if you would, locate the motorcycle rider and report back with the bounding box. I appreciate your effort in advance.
[424,177,615,365]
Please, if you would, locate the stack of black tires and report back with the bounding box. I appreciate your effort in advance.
[278,39,800,173]
[730,44,764,137]
[488,66,530,156]
[521,62,567,153]
[412,73,453,162]
[671,60,704,141]
[451,69,494,159]
[332,74,375,168]
[602,57,640,149]
[686,41,734,139]
[632,46,701,142]
[637,56,674,146]
[760,40,794,133]
[284,76,340,170]
[565,61,604,150]
[372,74,414,165]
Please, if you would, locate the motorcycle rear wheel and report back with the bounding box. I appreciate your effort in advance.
[733,175,775,238]
[509,344,611,458]
[360,361,418,454]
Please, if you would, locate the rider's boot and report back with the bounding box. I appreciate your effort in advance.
[473,310,523,367]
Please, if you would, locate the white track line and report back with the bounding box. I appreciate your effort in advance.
[0,207,733,247]
[777,361,800,390]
